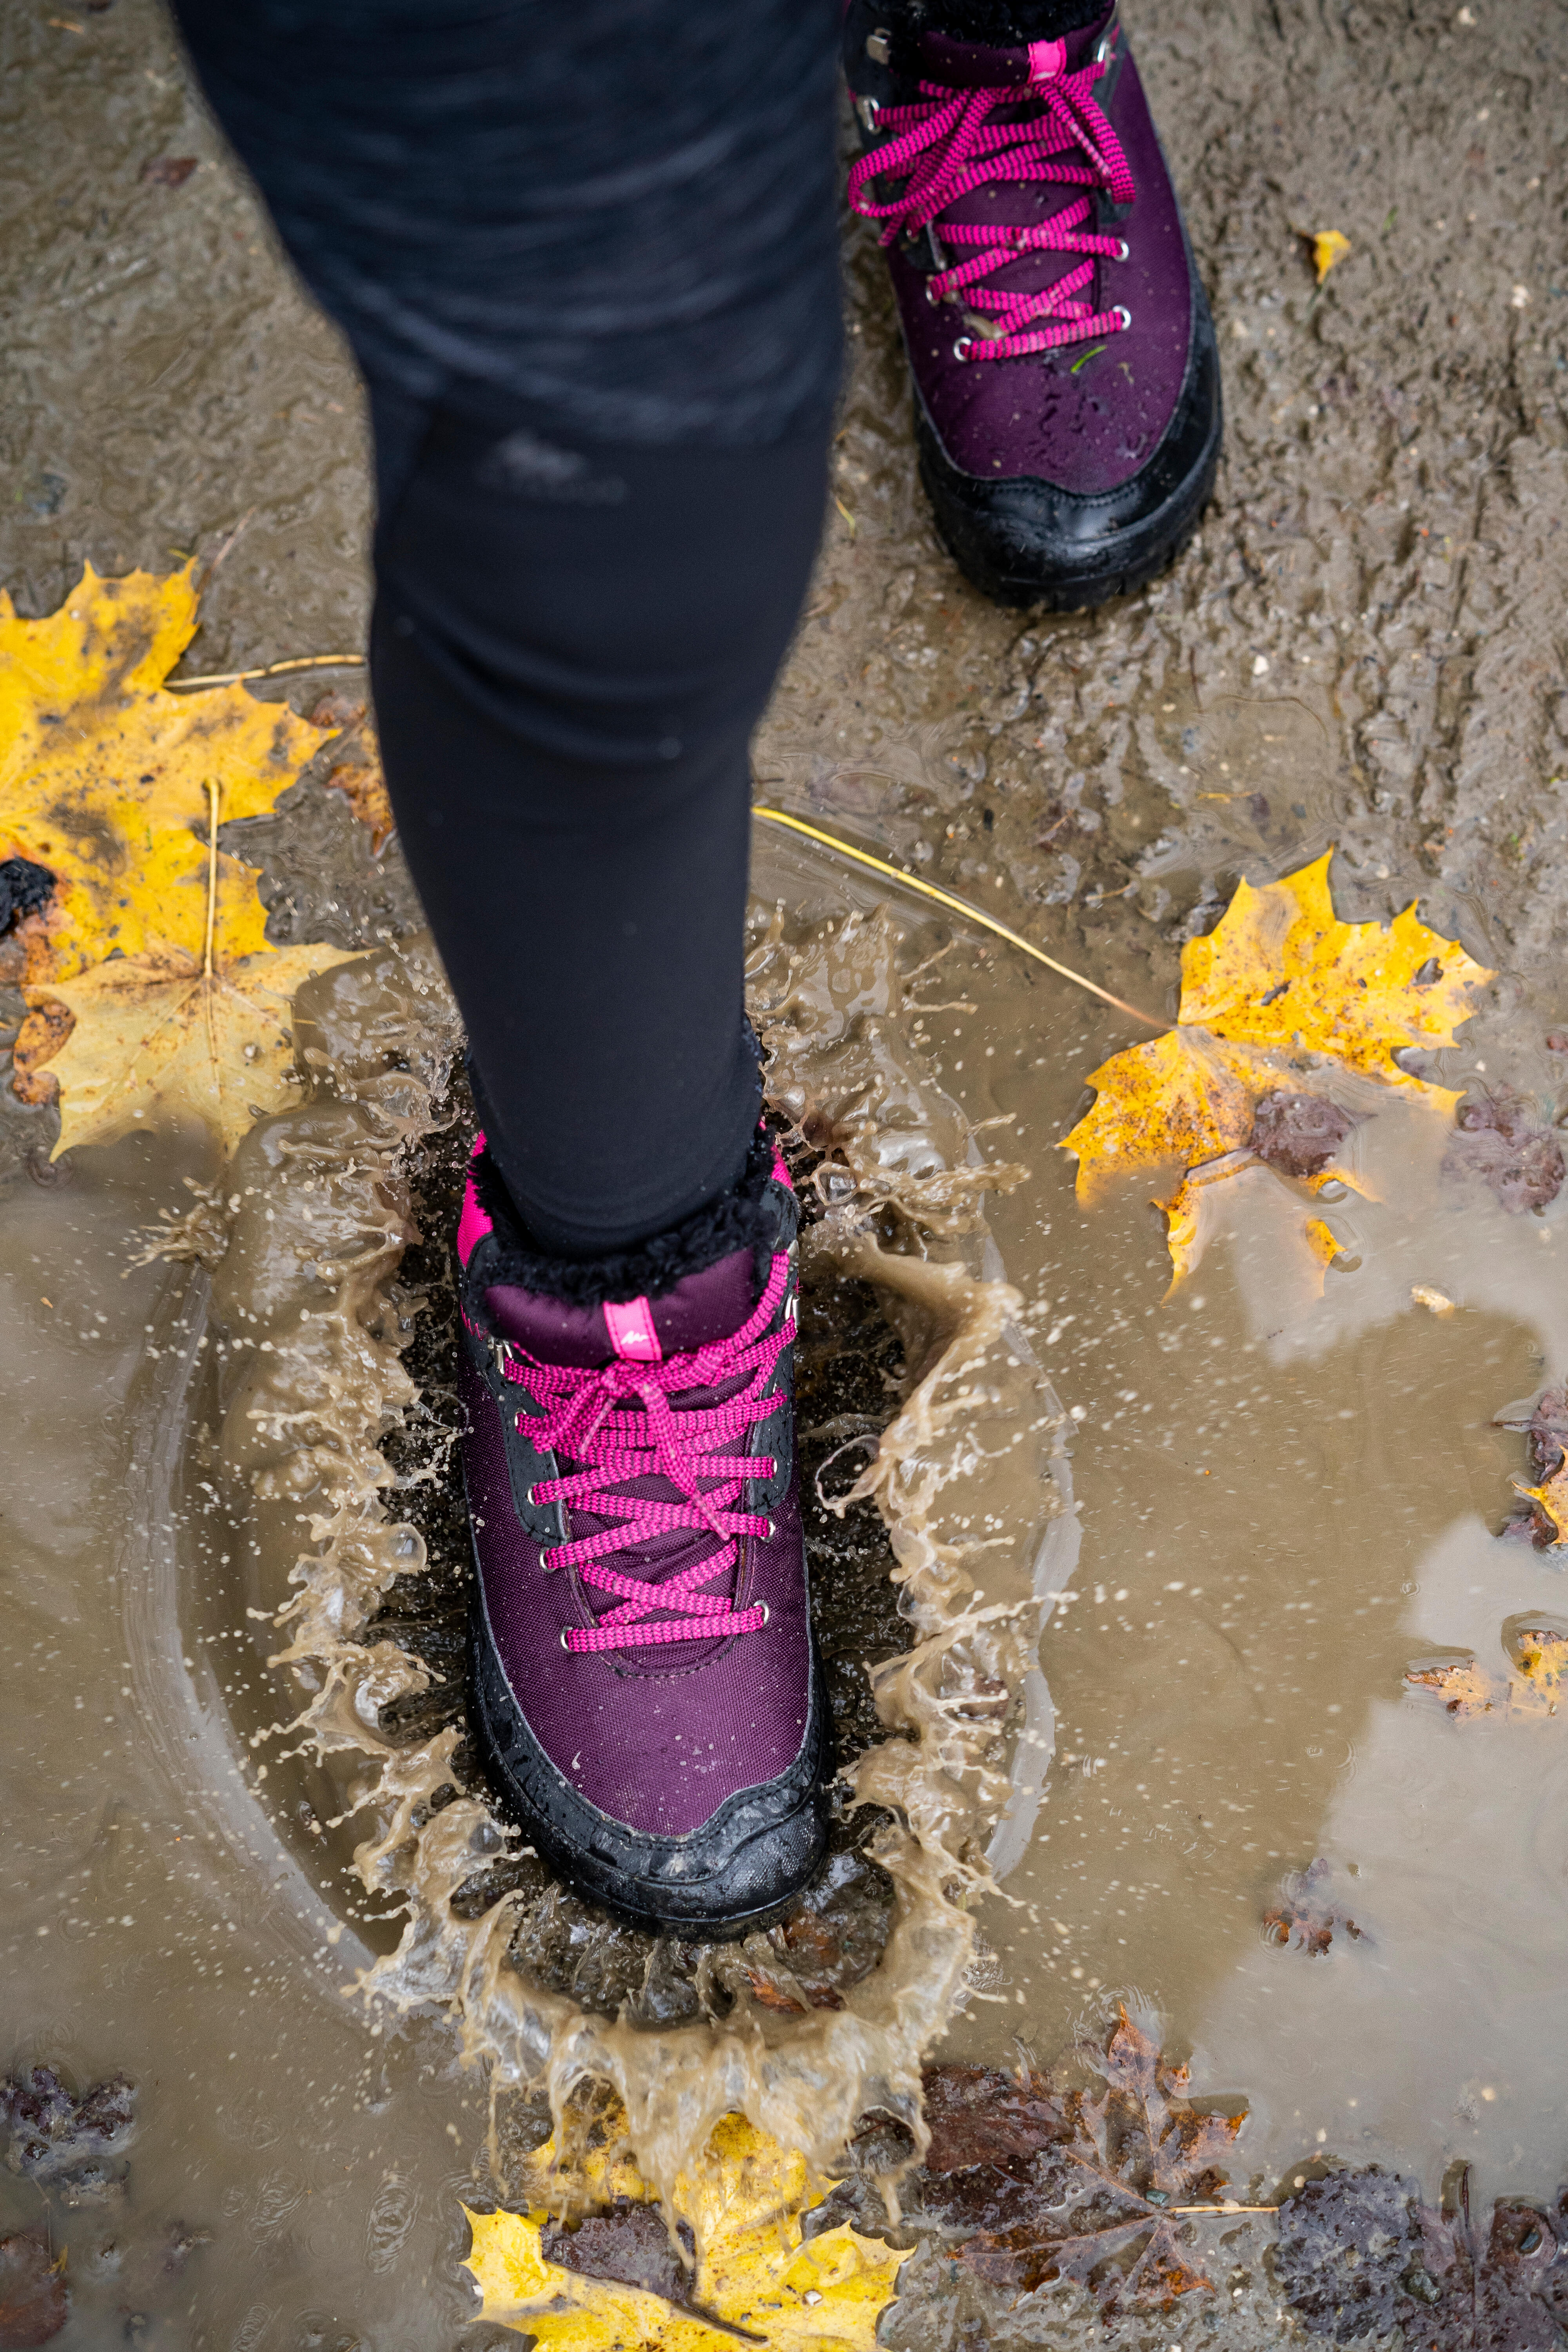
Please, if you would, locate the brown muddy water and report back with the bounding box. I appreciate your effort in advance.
[4,0,1568,2343]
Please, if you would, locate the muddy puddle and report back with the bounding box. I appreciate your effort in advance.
[5,808,1567,2343]
[7,0,1568,2336]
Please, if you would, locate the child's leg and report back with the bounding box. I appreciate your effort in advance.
[366,397,829,1255]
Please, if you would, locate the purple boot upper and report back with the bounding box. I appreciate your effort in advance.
[847,2,1195,495]
[456,1138,817,1850]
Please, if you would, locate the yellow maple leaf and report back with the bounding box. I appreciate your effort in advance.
[1062,852,1492,1286]
[1177,853,1485,1079]
[19,934,352,1160]
[1311,229,1352,285]
[0,563,322,985]
[463,2114,901,2350]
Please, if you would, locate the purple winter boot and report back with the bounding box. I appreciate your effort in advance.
[845,0,1221,608]
[455,1126,831,1935]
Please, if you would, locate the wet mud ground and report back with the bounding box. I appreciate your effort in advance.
[3,0,1568,2342]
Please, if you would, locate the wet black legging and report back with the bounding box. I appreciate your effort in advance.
[366,388,829,1253]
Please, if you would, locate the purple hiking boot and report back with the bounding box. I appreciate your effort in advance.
[455,1127,831,1935]
[845,0,1221,608]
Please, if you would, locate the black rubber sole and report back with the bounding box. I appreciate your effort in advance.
[464,1578,833,1941]
[915,280,1223,612]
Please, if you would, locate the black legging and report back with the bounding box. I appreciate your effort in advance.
[367,389,828,1253]
[172,0,841,1255]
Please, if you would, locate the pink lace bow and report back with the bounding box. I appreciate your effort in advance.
[503,1254,794,1655]
[848,39,1135,362]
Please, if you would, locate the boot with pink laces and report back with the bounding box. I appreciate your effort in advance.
[845,0,1221,607]
[455,1125,830,1935]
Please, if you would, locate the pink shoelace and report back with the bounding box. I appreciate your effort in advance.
[847,39,1135,363]
[500,1254,794,1655]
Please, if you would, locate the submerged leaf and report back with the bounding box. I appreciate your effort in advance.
[462,2112,901,2348]
[0,2231,67,2348]
[921,2011,1245,2318]
[1263,1859,1363,1956]
[1274,2165,1568,2347]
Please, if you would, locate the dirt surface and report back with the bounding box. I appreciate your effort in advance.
[3,0,1568,2345]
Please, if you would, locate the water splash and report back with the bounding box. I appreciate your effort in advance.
[156,901,1067,2214]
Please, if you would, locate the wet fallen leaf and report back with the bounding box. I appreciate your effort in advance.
[1274,2165,1568,2348]
[1412,1284,1456,1316]
[0,564,323,986]
[1311,230,1352,284]
[920,2009,1245,2317]
[1514,1464,1568,1550]
[0,2068,134,2201]
[463,2112,901,2348]
[1176,854,1485,1076]
[1250,1088,1357,1178]
[738,1850,892,2014]
[1404,1639,1564,1721]
[140,156,197,187]
[18,933,353,1160]
[1497,1386,1568,1549]
[1443,1088,1565,1214]
[0,2232,66,2349]
[324,757,396,854]
[1063,852,1490,1285]
[1263,1859,1363,1956]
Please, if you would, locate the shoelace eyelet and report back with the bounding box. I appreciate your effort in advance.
[539,1544,560,1572]
[559,1625,574,1650]
[756,1602,770,1627]
[954,336,973,362]
[1116,238,1130,261]
[1114,304,1132,328]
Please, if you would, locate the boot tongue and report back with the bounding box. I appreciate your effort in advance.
[914,5,1113,87]
[484,1245,760,1368]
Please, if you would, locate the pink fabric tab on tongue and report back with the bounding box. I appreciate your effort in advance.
[456,1131,495,1269]
[1027,36,1066,80]
[603,1295,662,1363]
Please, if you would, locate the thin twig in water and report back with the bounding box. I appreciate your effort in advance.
[167,652,367,691]
[752,804,1163,1028]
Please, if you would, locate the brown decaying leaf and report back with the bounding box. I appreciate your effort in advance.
[324,759,396,854]
[0,2232,67,2349]
[920,2009,1246,2316]
[1444,1088,1565,1215]
[1273,2164,1568,2348]
[1250,1089,1357,1179]
[140,157,198,187]
[1263,1859,1364,1956]
[541,2200,697,2307]
[1497,1386,1568,1550]
[305,690,396,854]
[307,690,366,733]
[1,2067,136,2203]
